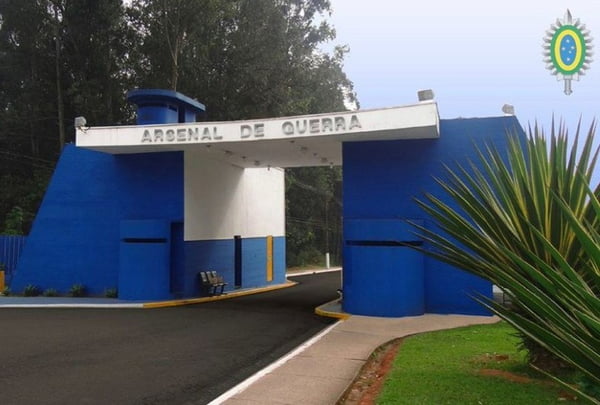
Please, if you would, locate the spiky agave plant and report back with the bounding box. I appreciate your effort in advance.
[411,121,600,402]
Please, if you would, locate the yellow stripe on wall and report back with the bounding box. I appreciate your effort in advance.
[266,235,273,282]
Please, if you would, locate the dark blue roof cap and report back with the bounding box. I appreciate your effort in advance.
[127,89,206,113]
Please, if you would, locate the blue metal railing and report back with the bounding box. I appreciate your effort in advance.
[0,235,27,283]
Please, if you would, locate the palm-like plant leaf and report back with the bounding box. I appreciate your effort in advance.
[411,121,600,402]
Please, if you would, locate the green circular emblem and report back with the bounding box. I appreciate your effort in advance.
[550,25,587,75]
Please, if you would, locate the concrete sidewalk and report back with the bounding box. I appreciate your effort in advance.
[211,312,499,405]
[0,296,145,308]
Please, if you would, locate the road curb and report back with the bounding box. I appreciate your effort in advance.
[0,281,298,309]
[143,281,298,308]
[315,298,351,320]
[286,267,342,277]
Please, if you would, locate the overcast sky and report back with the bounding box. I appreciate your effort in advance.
[327,0,599,134]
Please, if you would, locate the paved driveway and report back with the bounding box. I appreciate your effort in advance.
[0,272,339,404]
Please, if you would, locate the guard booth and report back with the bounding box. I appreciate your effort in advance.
[115,90,206,300]
[341,117,517,317]
[127,89,206,124]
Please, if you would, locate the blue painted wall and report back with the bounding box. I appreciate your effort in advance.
[11,145,120,295]
[242,237,286,287]
[343,219,425,317]
[344,245,425,316]
[184,239,234,297]
[114,153,183,221]
[184,236,286,297]
[170,222,185,298]
[342,116,523,316]
[11,145,184,296]
[119,219,172,300]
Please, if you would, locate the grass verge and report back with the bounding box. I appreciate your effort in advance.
[377,322,580,404]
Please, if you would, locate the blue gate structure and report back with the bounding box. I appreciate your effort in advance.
[10,88,523,317]
[0,235,27,282]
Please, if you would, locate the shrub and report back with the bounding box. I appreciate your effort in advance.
[69,283,86,297]
[104,288,118,298]
[23,284,41,297]
[411,122,600,403]
[42,288,59,297]
[1,286,11,296]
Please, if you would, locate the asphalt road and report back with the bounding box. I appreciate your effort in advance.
[0,272,340,405]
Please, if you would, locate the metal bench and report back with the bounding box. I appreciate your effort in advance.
[199,271,227,296]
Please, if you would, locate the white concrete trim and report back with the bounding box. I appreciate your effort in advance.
[207,321,341,405]
[76,103,440,168]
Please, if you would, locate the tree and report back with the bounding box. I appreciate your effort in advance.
[0,0,57,160]
[61,0,134,126]
[0,0,132,233]
[286,166,343,267]
[128,0,355,120]
[127,0,234,94]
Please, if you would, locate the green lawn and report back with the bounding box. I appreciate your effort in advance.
[377,322,579,405]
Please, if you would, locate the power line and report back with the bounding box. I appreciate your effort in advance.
[0,149,56,166]
[286,174,342,206]
[287,217,340,233]
[0,152,56,172]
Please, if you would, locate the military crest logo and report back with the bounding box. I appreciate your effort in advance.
[543,10,594,95]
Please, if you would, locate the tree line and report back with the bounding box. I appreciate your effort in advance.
[0,0,355,266]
